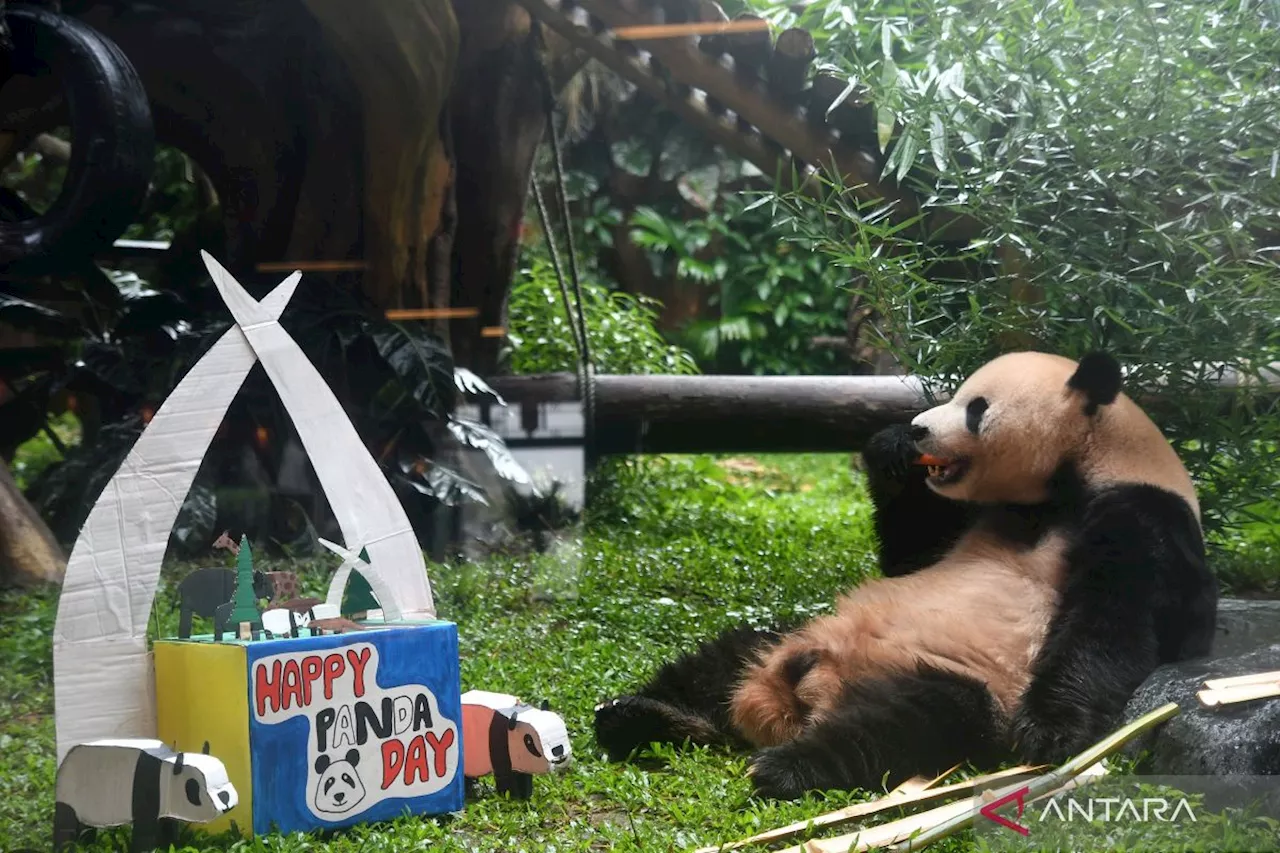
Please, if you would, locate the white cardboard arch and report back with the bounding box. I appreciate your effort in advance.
[53,253,436,763]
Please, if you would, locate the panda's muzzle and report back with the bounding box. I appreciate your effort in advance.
[917,453,970,486]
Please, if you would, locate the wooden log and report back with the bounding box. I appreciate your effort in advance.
[487,373,932,453]
[484,364,1280,455]
[726,12,772,72]
[694,0,730,58]
[808,72,877,149]
[768,28,815,99]
[0,459,66,587]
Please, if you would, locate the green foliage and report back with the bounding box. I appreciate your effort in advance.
[752,0,1280,540]
[504,255,699,376]
[627,200,856,374]
[9,411,81,490]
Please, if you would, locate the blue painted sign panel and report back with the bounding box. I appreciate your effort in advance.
[245,623,464,835]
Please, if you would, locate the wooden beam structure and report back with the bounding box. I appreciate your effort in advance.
[488,373,934,453]
[486,365,1280,455]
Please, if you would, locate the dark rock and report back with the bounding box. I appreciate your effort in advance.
[1120,599,1280,815]
[1211,598,1280,658]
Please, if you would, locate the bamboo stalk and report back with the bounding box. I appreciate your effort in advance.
[883,701,1181,851]
[612,20,770,40]
[693,764,1042,853]
[1198,681,1280,707]
[1202,669,1280,690]
[786,763,1108,853]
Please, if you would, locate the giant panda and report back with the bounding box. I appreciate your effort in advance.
[593,351,1217,800]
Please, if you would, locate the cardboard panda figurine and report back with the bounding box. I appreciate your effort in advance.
[462,690,572,798]
[595,352,1217,799]
[54,738,238,852]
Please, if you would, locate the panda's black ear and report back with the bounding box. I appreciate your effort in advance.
[173,753,184,775]
[315,754,331,774]
[202,741,210,755]
[540,700,550,711]
[508,713,519,731]
[346,748,360,767]
[1068,351,1122,414]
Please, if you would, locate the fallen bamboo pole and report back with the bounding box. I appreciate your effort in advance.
[694,764,1043,853]
[885,701,1181,851]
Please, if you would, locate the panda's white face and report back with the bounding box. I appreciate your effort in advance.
[161,753,238,822]
[909,352,1116,504]
[313,749,367,815]
[508,709,572,775]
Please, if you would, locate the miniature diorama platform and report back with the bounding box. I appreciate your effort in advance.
[155,620,463,837]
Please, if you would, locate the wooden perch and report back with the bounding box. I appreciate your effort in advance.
[612,20,769,40]
[694,0,731,57]
[725,13,773,72]
[768,28,815,99]
[483,363,1280,456]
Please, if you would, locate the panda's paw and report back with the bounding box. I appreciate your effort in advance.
[1009,693,1096,765]
[594,695,722,762]
[862,424,920,482]
[747,747,818,801]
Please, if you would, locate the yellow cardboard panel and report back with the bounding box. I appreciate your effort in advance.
[155,641,251,836]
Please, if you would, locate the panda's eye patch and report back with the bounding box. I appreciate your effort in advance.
[966,397,989,434]
[523,733,542,758]
[185,778,201,807]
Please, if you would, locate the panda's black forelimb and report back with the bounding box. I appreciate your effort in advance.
[53,802,87,852]
[746,665,1008,800]
[594,624,782,761]
[129,750,164,853]
[1010,484,1215,764]
[861,424,975,578]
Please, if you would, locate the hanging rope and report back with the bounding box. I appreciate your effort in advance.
[530,21,597,463]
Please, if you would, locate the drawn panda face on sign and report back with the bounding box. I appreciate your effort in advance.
[313,749,367,815]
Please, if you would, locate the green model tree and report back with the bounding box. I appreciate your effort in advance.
[341,547,380,618]
[227,535,263,632]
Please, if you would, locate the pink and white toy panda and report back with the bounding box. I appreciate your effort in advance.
[461,690,571,799]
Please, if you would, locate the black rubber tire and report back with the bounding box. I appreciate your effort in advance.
[0,4,155,269]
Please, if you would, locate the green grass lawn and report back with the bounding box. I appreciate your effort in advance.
[2,454,1278,852]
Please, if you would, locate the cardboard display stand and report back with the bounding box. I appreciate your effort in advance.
[156,623,463,835]
[52,253,461,840]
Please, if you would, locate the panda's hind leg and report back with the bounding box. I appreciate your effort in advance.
[746,665,1009,800]
[595,624,780,761]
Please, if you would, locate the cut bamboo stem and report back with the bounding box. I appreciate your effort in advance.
[693,764,1041,853]
[788,763,1107,853]
[884,701,1180,851]
[1198,681,1280,707]
[1202,669,1280,690]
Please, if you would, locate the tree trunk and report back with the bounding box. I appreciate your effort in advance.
[0,459,66,587]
